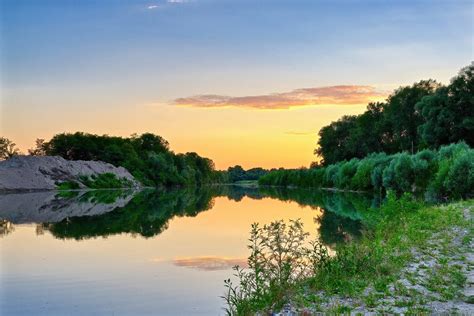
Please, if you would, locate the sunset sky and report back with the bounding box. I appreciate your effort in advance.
[1,0,472,169]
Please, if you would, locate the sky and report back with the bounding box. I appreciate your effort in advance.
[0,0,472,169]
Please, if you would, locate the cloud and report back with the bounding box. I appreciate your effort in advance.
[171,256,247,271]
[174,85,386,110]
[147,0,189,9]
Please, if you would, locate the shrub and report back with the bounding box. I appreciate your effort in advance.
[79,173,133,189]
[352,159,374,190]
[444,150,474,199]
[223,219,329,315]
[336,159,359,189]
[382,153,415,193]
[259,142,474,201]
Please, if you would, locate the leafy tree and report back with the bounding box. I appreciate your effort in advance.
[42,132,219,187]
[226,165,269,182]
[313,64,474,165]
[381,80,439,153]
[417,63,474,148]
[315,115,358,164]
[28,138,47,156]
[0,137,20,160]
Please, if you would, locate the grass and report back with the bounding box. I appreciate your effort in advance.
[307,194,470,297]
[224,193,473,314]
[57,181,80,190]
[56,173,134,191]
[79,173,134,189]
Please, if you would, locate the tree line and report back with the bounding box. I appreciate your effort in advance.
[14,132,222,187]
[1,133,273,186]
[316,63,474,165]
[225,165,271,183]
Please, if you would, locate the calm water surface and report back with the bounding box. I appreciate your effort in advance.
[0,186,378,315]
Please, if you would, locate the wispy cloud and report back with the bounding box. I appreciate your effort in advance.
[173,85,386,110]
[171,256,247,271]
[147,0,189,9]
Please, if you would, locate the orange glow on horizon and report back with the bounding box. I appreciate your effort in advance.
[4,99,383,170]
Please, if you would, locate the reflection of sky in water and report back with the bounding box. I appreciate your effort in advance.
[0,189,371,315]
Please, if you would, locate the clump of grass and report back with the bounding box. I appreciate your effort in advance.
[57,180,80,190]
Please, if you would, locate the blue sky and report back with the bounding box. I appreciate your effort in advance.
[1,0,472,168]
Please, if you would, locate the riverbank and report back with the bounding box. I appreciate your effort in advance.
[225,196,474,314]
[293,199,473,314]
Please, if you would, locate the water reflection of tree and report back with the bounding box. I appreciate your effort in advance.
[43,187,215,240]
[42,185,378,245]
[219,186,376,244]
[0,220,14,237]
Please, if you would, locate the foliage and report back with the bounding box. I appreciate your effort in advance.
[0,137,21,160]
[28,139,47,156]
[38,132,220,187]
[56,173,133,190]
[79,173,134,189]
[57,181,81,190]
[259,142,474,200]
[223,219,329,315]
[225,195,473,314]
[417,64,474,148]
[225,165,271,183]
[315,64,473,165]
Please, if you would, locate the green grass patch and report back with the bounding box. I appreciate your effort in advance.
[57,181,80,191]
[79,173,133,189]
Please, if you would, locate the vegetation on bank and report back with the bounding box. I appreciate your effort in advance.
[28,132,222,187]
[224,165,271,183]
[259,142,474,200]
[224,195,473,314]
[259,64,474,201]
[315,63,473,165]
[57,173,135,190]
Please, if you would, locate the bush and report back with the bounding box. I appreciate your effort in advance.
[223,219,329,315]
[382,153,415,193]
[259,142,474,201]
[444,150,474,199]
[336,159,359,189]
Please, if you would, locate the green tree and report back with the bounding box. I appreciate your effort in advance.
[28,138,47,156]
[42,132,219,187]
[417,63,474,148]
[381,80,439,153]
[0,137,20,160]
